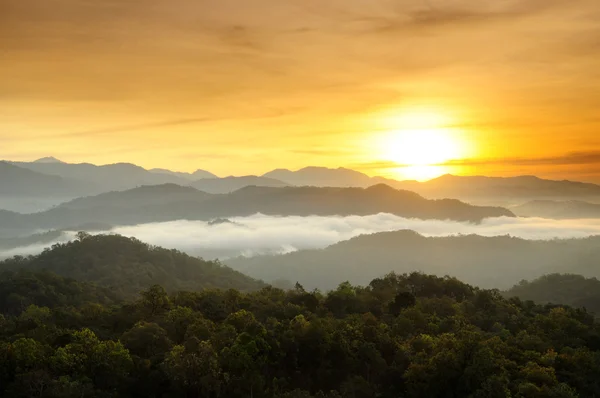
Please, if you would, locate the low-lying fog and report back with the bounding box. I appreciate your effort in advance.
[3,213,600,260]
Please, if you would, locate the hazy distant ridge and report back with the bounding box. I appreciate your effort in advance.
[4,159,600,213]
[228,230,600,291]
[0,161,87,197]
[264,168,600,203]
[0,183,512,236]
[512,199,600,219]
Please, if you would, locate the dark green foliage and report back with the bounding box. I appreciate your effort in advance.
[389,291,417,315]
[1,270,599,397]
[0,269,117,316]
[0,234,266,298]
[505,274,600,315]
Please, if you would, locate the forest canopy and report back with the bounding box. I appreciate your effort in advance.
[1,270,599,397]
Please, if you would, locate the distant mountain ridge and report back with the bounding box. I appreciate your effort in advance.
[416,174,600,202]
[149,168,217,180]
[262,167,600,204]
[512,199,600,219]
[263,167,375,187]
[0,161,87,197]
[11,160,191,191]
[0,183,513,236]
[33,156,65,164]
[190,175,290,193]
[0,210,22,229]
[2,159,287,203]
[58,183,210,210]
[4,159,600,212]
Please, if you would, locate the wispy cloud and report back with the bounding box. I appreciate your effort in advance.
[288,148,357,157]
[48,108,292,139]
[60,118,215,138]
[353,0,567,34]
[352,151,600,172]
[440,151,600,167]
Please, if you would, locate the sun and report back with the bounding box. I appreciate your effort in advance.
[375,107,470,181]
[385,128,462,166]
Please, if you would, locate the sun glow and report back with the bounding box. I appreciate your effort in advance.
[385,128,463,166]
[375,107,470,181]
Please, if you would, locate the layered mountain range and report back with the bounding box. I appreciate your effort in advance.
[3,158,600,213]
[0,183,512,238]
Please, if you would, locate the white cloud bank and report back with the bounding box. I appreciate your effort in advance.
[2,214,600,260]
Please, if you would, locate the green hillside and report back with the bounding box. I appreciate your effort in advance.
[505,274,600,314]
[0,234,265,297]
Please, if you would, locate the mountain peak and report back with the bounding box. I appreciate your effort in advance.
[33,156,64,164]
[431,173,457,181]
[192,169,218,179]
[365,183,397,193]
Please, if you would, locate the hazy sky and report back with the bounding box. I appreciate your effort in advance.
[2,0,599,180]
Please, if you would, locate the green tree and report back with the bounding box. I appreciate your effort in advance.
[389,291,417,316]
[121,322,172,358]
[164,341,222,397]
[141,285,170,317]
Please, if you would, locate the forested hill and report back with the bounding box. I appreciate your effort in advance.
[228,231,600,291]
[0,234,265,297]
[505,274,600,315]
[0,271,599,397]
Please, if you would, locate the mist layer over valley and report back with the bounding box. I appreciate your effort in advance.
[3,213,600,260]
[3,161,600,296]
[1,213,599,293]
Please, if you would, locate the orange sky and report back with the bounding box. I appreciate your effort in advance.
[1,0,599,181]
